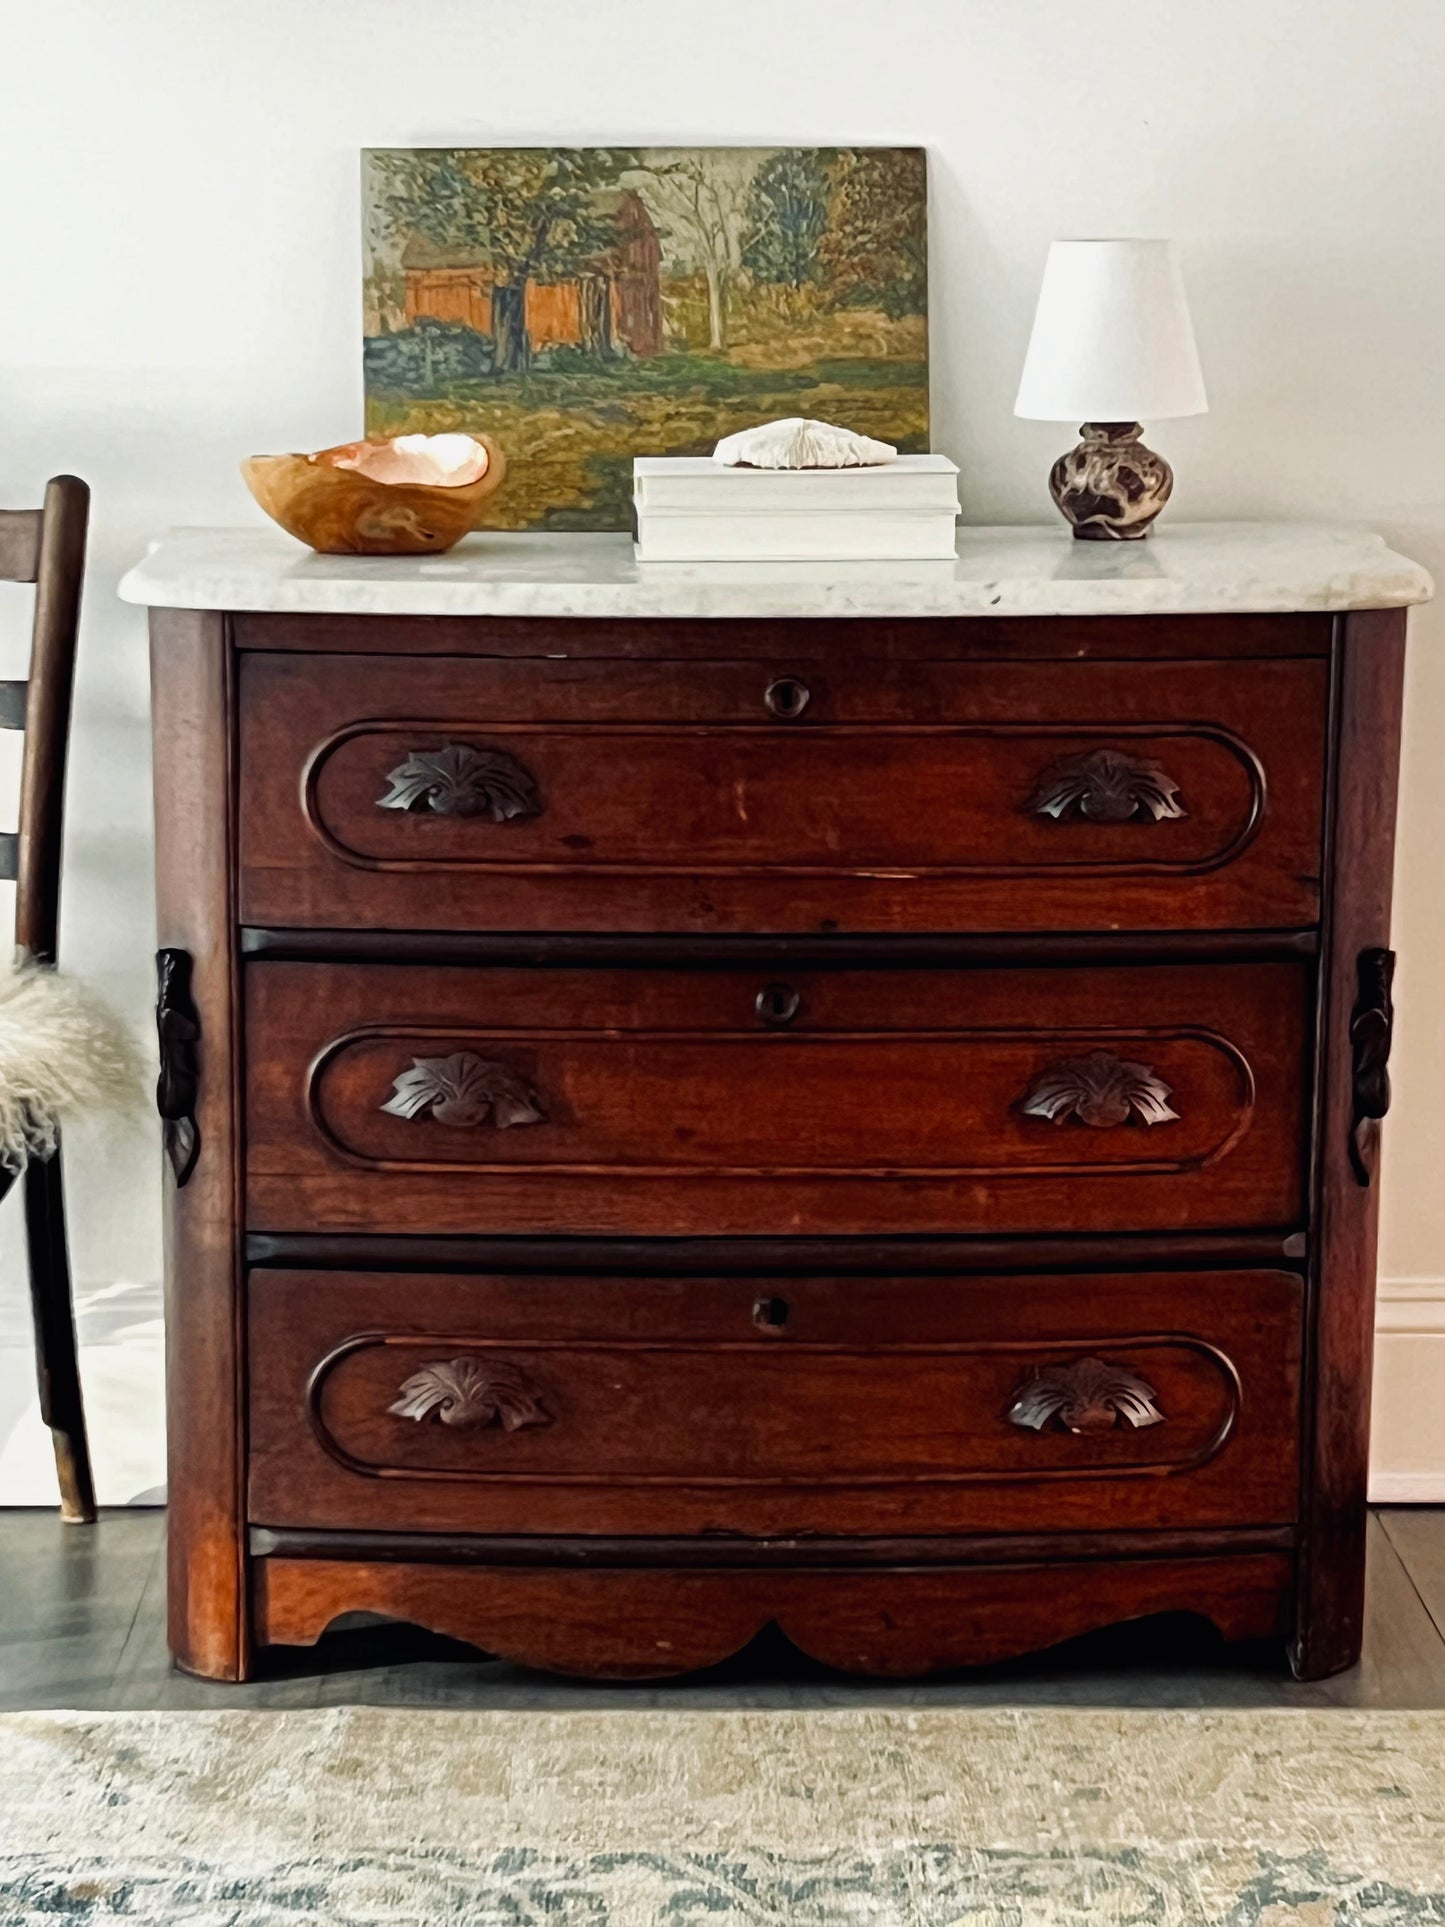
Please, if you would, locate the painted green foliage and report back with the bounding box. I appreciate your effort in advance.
[742,150,831,289]
[361,145,929,531]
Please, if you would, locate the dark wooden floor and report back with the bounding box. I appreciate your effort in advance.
[2,1508,1444,1711]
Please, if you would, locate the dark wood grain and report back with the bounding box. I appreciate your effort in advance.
[244,959,1310,1238]
[247,1267,1301,1537]
[1292,609,1407,1680]
[237,651,1327,934]
[142,587,1416,1683]
[15,477,88,963]
[230,610,1334,660]
[241,928,1319,966]
[23,1145,93,1525]
[245,1229,1310,1273]
[248,1523,1299,1566]
[252,1551,1295,1679]
[10,1510,1445,1711]
[149,609,249,1681]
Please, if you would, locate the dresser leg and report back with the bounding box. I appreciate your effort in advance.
[1288,1567,1365,1682]
[172,1644,253,1684]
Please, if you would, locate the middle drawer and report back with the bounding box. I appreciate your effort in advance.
[245,960,1310,1238]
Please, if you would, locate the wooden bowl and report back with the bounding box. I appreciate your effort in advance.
[241,432,506,555]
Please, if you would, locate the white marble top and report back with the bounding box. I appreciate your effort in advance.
[118,522,1432,619]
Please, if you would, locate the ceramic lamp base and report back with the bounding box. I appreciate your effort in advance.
[1049,422,1173,541]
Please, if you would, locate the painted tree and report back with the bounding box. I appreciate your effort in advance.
[366,148,643,372]
[628,154,753,353]
[741,149,830,290]
[817,149,928,319]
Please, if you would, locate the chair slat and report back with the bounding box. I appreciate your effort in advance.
[0,830,17,882]
[0,510,43,583]
[16,477,88,962]
[0,680,28,730]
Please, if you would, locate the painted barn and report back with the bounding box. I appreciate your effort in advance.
[402,189,663,357]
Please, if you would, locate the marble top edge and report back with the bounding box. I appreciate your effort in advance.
[117,523,1434,619]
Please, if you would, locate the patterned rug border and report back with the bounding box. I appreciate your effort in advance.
[3,1707,1444,1924]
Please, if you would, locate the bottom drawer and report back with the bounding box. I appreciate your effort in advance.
[248,1267,1302,1536]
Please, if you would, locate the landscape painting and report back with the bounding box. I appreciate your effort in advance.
[362,147,929,531]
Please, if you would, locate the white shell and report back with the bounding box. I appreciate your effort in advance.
[712,417,898,470]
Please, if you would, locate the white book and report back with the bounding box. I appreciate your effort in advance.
[634,509,959,563]
[633,453,960,516]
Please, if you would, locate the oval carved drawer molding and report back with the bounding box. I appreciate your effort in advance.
[380,1051,546,1130]
[319,1024,1242,1181]
[309,721,1253,882]
[1007,1358,1167,1436]
[271,1299,1263,1517]
[261,961,1295,1234]
[375,742,541,821]
[1025,747,1187,824]
[247,646,1333,936]
[389,1357,552,1433]
[1019,1049,1179,1130]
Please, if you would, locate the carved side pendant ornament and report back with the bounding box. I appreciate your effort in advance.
[1349,946,1396,1186]
[376,742,540,821]
[389,1357,552,1432]
[1021,1049,1178,1129]
[1008,1357,1166,1435]
[1026,747,1186,824]
[155,947,201,1187]
[381,1051,546,1130]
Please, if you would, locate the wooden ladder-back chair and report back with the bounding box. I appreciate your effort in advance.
[0,475,94,1522]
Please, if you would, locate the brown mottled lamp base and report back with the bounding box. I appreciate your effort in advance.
[1050,422,1173,541]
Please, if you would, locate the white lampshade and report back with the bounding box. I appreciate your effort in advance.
[1014,239,1207,423]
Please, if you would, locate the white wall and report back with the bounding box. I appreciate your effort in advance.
[1,0,1442,1502]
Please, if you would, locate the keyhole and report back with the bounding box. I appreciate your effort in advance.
[755,982,802,1027]
[753,1294,791,1331]
[764,675,811,720]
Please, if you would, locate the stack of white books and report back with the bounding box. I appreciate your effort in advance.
[633,454,961,562]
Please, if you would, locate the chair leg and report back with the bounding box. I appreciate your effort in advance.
[24,1140,97,1523]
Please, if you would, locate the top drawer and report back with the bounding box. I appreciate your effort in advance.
[237,651,1328,935]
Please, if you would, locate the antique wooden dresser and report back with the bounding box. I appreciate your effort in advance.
[122,523,1431,1682]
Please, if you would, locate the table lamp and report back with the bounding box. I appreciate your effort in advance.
[1015,239,1207,540]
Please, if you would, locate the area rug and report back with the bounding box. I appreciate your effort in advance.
[3,1707,1445,1923]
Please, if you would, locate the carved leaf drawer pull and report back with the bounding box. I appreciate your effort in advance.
[389,1357,552,1432]
[376,743,540,821]
[1020,1049,1178,1129]
[1008,1357,1166,1436]
[1026,748,1185,824]
[381,1051,546,1129]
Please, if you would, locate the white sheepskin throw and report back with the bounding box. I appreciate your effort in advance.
[0,956,145,1171]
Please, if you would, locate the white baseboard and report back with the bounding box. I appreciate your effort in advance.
[1371,1279,1445,1503]
[1369,1471,1445,1503]
[1375,1276,1445,1333]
